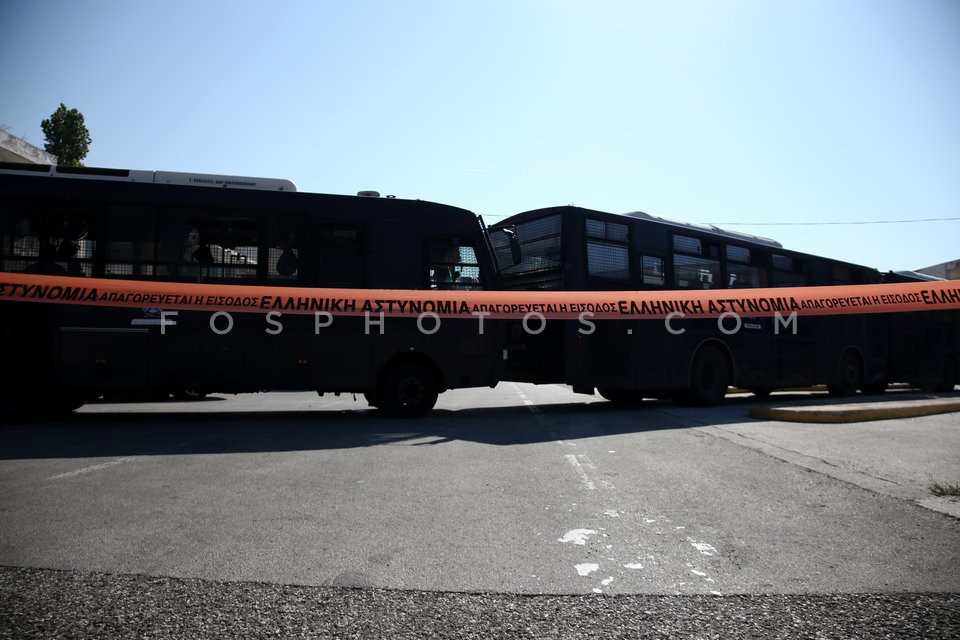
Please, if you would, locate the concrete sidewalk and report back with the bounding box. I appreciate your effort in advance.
[707,391,960,520]
[749,394,960,423]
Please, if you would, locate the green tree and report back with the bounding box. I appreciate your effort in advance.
[41,103,92,167]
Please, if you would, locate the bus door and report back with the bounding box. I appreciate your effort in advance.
[569,317,635,392]
[306,219,369,392]
[768,313,812,387]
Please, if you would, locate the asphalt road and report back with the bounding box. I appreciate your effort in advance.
[1,385,958,638]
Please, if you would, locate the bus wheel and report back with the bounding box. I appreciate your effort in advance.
[380,362,439,418]
[684,346,730,406]
[827,350,862,397]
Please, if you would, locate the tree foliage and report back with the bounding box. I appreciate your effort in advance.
[41,103,92,167]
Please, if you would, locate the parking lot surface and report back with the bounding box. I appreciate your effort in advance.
[1,385,958,637]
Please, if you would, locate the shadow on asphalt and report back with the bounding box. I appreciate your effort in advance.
[0,395,746,460]
[1,389,954,460]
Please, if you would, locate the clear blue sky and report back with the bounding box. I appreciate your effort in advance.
[2,0,958,271]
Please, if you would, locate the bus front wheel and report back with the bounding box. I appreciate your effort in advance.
[379,362,439,418]
[680,346,730,407]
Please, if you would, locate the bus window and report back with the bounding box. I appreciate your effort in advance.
[587,241,629,281]
[772,253,807,287]
[586,218,629,242]
[105,206,156,278]
[2,204,37,273]
[4,203,95,277]
[316,222,364,287]
[429,241,482,290]
[833,264,869,284]
[189,212,259,281]
[498,214,562,276]
[673,234,720,289]
[586,218,630,282]
[267,217,303,282]
[726,245,767,288]
[641,255,665,287]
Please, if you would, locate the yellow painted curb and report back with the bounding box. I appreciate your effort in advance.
[749,398,960,423]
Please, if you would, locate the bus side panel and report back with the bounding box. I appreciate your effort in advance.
[367,317,503,392]
[888,310,959,388]
[1,302,59,403]
[434,317,504,389]
[568,319,635,391]
[58,329,149,392]
[503,319,565,384]
[256,313,314,390]
[311,315,375,392]
[810,315,889,387]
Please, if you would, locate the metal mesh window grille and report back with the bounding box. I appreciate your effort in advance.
[587,241,629,281]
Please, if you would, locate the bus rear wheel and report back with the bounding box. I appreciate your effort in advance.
[379,362,439,418]
[827,350,862,397]
[679,345,730,407]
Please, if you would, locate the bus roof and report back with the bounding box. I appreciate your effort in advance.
[494,205,783,249]
[0,162,297,192]
[622,210,783,248]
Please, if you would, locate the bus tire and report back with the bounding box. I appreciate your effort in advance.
[827,350,862,397]
[379,362,439,418]
[683,345,730,407]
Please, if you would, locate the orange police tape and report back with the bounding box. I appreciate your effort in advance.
[1,273,959,320]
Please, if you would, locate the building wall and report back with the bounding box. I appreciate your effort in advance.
[918,260,960,281]
[0,129,57,164]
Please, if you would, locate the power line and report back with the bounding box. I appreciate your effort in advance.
[709,217,960,227]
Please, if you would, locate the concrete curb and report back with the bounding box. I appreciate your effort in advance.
[749,396,960,423]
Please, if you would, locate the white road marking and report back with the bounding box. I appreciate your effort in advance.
[47,457,137,480]
[564,454,596,490]
[510,382,541,414]
[563,454,615,491]
[575,563,599,576]
[558,529,597,545]
[687,538,718,556]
